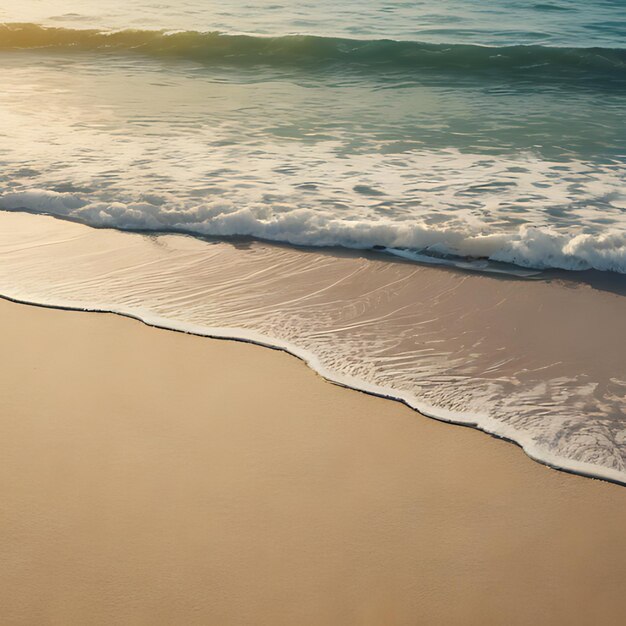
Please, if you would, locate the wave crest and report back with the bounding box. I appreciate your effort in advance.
[1,189,625,274]
[1,23,625,83]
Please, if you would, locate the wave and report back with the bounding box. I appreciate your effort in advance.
[1,189,625,274]
[1,23,625,83]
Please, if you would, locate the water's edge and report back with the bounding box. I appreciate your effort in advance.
[1,290,620,488]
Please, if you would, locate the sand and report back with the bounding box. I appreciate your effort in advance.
[1,297,626,626]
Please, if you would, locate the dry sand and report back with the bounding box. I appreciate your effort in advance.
[1,297,626,626]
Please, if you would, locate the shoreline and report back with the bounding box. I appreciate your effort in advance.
[2,296,626,625]
[1,211,625,486]
[1,290,624,488]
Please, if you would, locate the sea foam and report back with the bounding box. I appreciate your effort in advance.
[1,189,625,274]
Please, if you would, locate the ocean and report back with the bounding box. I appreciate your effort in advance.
[0,1,624,481]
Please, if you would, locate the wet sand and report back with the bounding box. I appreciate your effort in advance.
[1,297,626,625]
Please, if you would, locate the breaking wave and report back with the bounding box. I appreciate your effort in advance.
[1,189,625,274]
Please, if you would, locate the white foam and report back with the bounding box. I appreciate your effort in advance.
[2,189,625,274]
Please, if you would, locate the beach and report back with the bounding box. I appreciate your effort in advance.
[2,212,625,483]
[1,296,626,625]
[1,2,625,623]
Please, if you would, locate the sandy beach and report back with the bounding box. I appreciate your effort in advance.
[1,296,626,626]
[2,1,625,623]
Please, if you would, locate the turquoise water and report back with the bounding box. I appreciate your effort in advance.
[3,0,625,46]
[0,1,624,272]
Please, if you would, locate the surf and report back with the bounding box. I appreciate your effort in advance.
[1,23,625,85]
